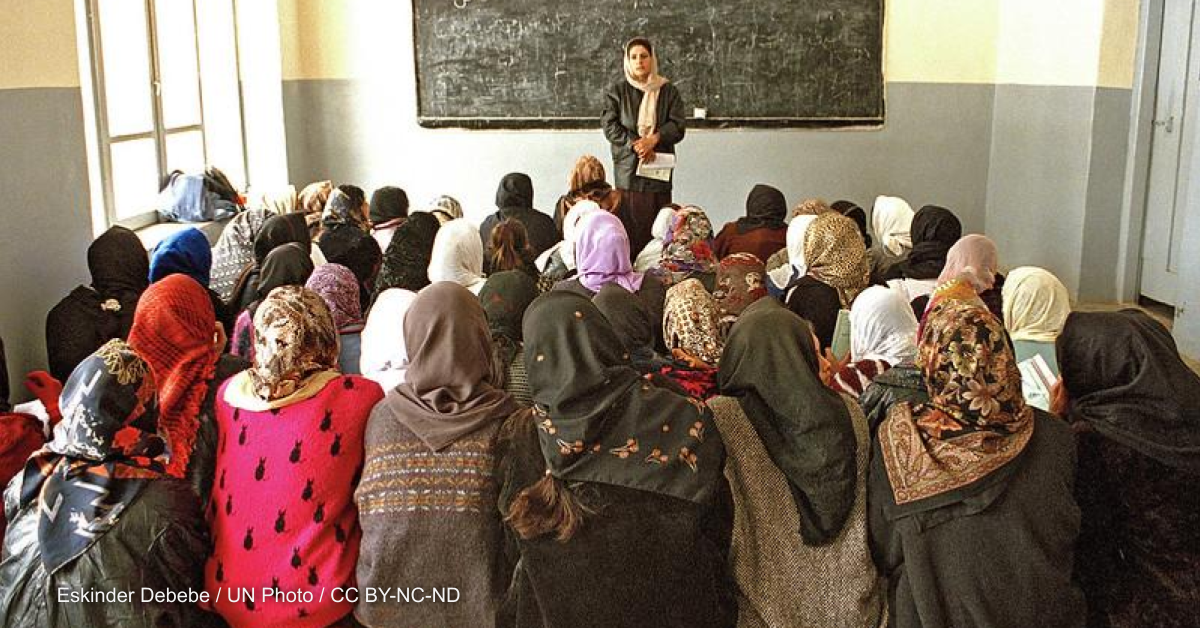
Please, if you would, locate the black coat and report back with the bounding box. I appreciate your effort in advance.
[859,364,928,439]
[481,174,558,260]
[601,80,685,194]
[868,411,1086,628]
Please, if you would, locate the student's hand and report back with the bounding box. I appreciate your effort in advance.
[672,347,710,369]
[1049,377,1070,418]
[212,322,227,358]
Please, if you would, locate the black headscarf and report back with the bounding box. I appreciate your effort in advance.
[480,270,540,377]
[254,243,315,308]
[718,296,857,545]
[229,213,311,313]
[46,227,150,381]
[736,184,788,234]
[373,212,441,301]
[496,172,535,212]
[591,283,659,372]
[832,200,872,248]
[320,224,383,311]
[1057,310,1200,473]
[901,205,962,280]
[370,186,409,226]
[522,291,725,504]
[19,339,168,572]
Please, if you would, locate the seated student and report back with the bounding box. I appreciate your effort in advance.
[230,243,315,359]
[591,282,672,379]
[128,274,247,503]
[882,205,961,305]
[554,211,668,344]
[486,218,540,280]
[869,298,1085,628]
[0,341,219,628]
[369,185,409,253]
[661,278,723,399]
[1001,267,1071,411]
[765,214,817,297]
[205,286,383,628]
[923,233,1004,321]
[712,184,789,263]
[45,226,149,383]
[429,218,488,295]
[833,199,872,247]
[359,288,419,392]
[481,172,558,258]
[296,180,334,239]
[497,291,733,628]
[553,155,621,238]
[148,227,236,339]
[1055,310,1200,628]
[632,205,677,272]
[536,200,603,283]
[712,252,768,337]
[307,264,367,376]
[416,194,464,225]
[229,212,312,313]
[652,204,717,290]
[212,204,273,303]
[372,211,441,301]
[785,212,870,350]
[480,271,541,406]
[0,337,53,548]
[712,297,884,627]
[354,282,523,628]
[832,285,919,398]
[867,196,915,283]
[319,189,384,312]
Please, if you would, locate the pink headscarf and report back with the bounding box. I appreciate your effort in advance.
[574,212,645,293]
[938,234,999,291]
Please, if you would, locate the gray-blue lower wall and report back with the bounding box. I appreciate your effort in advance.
[282,80,996,232]
[0,87,94,401]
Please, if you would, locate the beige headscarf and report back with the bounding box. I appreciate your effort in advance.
[1002,266,1072,343]
[804,212,871,308]
[624,38,668,138]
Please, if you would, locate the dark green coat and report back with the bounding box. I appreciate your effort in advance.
[601,80,685,194]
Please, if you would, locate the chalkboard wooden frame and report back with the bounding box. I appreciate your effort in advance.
[413,0,885,130]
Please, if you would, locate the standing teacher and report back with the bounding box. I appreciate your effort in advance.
[602,37,686,258]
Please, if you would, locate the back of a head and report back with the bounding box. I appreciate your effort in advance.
[911,205,962,247]
[370,186,409,226]
[496,172,534,210]
[938,234,999,290]
[569,155,607,193]
[489,218,533,273]
[1002,266,1070,343]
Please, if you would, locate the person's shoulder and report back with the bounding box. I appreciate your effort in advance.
[328,374,385,404]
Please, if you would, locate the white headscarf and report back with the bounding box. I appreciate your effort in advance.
[633,206,677,271]
[623,39,668,138]
[872,196,915,256]
[1002,266,1072,343]
[536,200,605,273]
[768,214,817,289]
[360,288,419,391]
[427,218,486,294]
[849,285,919,364]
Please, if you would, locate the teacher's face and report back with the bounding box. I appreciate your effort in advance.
[627,45,652,79]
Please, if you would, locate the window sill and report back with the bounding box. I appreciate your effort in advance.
[134,217,231,250]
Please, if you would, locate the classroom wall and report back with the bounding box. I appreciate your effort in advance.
[0,0,94,402]
[276,0,1000,235]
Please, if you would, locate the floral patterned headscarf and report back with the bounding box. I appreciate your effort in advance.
[879,298,1033,505]
[248,285,340,402]
[306,263,365,332]
[663,279,724,365]
[713,252,767,335]
[658,205,716,285]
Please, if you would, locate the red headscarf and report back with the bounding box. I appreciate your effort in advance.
[127,274,216,477]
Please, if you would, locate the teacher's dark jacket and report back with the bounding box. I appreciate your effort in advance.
[601,80,686,194]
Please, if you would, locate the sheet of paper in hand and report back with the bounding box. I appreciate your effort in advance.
[636,153,676,182]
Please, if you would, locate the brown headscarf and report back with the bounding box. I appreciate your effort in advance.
[663,279,723,365]
[713,252,767,335]
[879,298,1034,505]
[298,180,334,234]
[804,212,871,308]
[385,281,519,451]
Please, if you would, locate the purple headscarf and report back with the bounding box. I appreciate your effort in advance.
[574,211,645,293]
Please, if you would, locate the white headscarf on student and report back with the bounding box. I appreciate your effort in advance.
[633,206,678,272]
[872,196,915,256]
[360,288,419,391]
[427,218,486,294]
[849,285,919,364]
[1002,266,1072,343]
[768,214,817,290]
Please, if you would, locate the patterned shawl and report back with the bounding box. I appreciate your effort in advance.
[803,212,870,308]
[879,298,1033,505]
[19,340,168,572]
[663,278,724,366]
[127,274,217,478]
[658,205,716,285]
[211,208,270,301]
[307,263,365,332]
[713,252,767,335]
[523,291,724,504]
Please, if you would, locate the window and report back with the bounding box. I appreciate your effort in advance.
[80,0,249,229]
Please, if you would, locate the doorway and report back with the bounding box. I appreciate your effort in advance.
[1140,0,1198,306]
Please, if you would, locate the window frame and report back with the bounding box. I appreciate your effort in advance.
[80,0,251,231]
